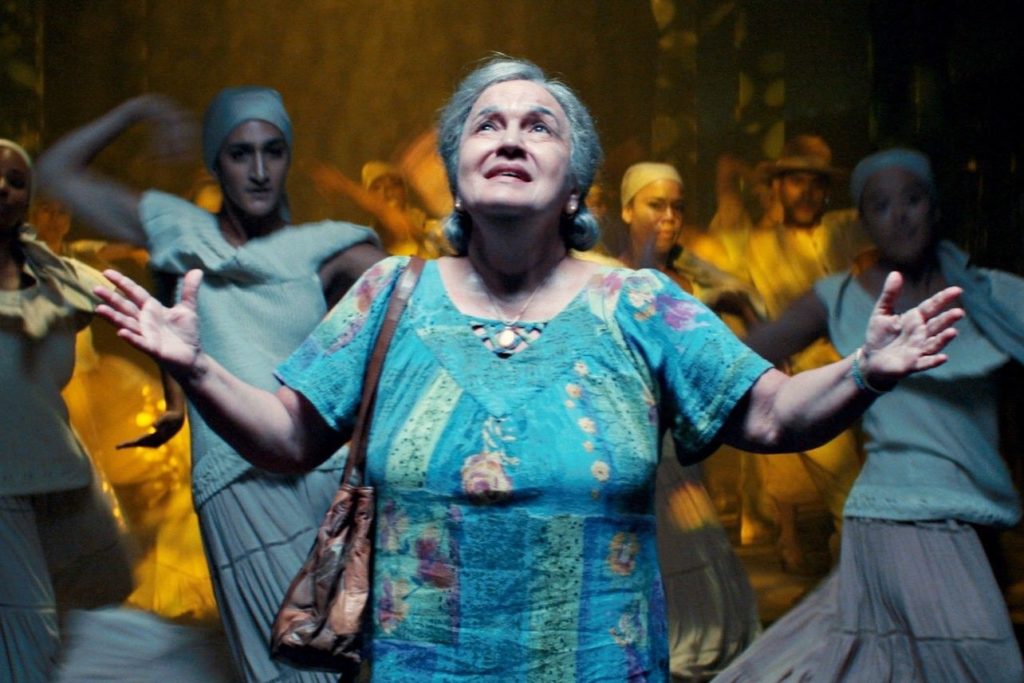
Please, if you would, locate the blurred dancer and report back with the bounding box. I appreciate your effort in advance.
[29,200,235,681]
[717,137,870,572]
[308,159,442,256]
[618,162,761,681]
[38,88,383,681]
[718,148,1023,683]
[0,139,131,681]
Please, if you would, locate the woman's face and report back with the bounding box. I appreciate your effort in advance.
[216,120,289,219]
[859,167,936,267]
[0,146,31,233]
[622,179,684,260]
[455,79,576,224]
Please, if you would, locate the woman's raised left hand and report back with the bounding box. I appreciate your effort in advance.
[94,269,204,377]
[859,271,964,390]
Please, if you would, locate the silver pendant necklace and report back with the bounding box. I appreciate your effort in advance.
[477,263,559,350]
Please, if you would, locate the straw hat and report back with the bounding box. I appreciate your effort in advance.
[756,134,845,181]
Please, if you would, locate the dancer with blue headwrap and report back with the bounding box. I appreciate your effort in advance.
[716,148,1024,682]
[38,89,385,682]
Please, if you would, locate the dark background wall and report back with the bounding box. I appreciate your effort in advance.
[29,1,659,225]
[2,0,1023,269]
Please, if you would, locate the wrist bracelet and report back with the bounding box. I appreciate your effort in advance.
[851,347,890,396]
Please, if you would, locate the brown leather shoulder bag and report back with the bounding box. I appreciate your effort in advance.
[270,257,424,674]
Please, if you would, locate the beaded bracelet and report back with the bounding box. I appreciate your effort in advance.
[851,347,890,396]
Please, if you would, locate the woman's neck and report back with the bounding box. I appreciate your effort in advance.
[465,215,569,297]
[865,248,944,308]
[0,229,26,290]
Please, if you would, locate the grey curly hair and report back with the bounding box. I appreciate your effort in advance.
[437,56,603,255]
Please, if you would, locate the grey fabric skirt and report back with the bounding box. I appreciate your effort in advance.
[656,457,761,682]
[713,517,1023,683]
[197,466,344,683]
[53,607,238,682]
[0,495,59,682]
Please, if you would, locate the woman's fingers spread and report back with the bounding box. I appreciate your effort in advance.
[918,286,963,320]
[94,287,141,318]
[874,271,904,316]
[95,304,142,335]
[102,269,152,307]
[925,309,965,336]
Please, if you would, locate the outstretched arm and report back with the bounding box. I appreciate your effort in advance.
[744,289,829,365]
[94,269,344,472]
[36,95,194,246]
[721,272,963,452]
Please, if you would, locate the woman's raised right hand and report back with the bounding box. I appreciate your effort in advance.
[95,269,204,376]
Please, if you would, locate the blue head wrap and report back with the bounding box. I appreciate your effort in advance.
[850,148,935,209]
[201,86,293,174]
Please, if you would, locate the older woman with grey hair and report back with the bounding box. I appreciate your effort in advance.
[93,60,964,681]
[37,88,384,682]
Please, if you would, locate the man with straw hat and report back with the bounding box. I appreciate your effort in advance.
[741,136,871,573]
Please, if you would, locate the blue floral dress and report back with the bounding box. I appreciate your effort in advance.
[277,257,770,682]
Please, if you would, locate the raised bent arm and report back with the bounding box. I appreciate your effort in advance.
[36,95,194,246]
[721,272,964,453]
[307,161,421,252]
[94,269,344,472]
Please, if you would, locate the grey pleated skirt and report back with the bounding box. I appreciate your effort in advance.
[713,517,1023,683]
[0,495,59,682]
[656,457,761,681]
[197,465,345,683]
[53,607,238,682]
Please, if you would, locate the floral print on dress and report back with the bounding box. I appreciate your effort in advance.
[325,259,399,353]
[655,293,706,332]
[591,461,610,482]
[461,451,513,502]
[415,528,456,589]
[577,417,597,435]
[610,602,648,681]
[460,417,520,503]
[596,271,625,299]
[607,532,640,576]
[622,270,709,333]
[377,576,410,635]
[379,499,408,553]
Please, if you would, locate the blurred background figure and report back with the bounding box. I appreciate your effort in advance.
[715,136,871,574]
[32,197,220,623]
[617,162,762,681]
[0,138,133,682]
[619,161,761,324]
[308,157,447,257]
[719,147,1024,683]
[28,191,235,683]
[37,86,382,682]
